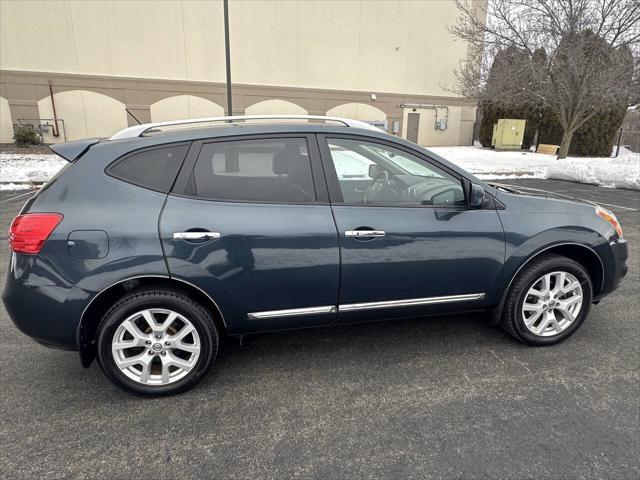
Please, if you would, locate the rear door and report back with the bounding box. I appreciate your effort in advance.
[318,134,505,323]
[159,134,340,333]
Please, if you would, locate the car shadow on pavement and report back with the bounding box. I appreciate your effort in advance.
[30,311,514,400]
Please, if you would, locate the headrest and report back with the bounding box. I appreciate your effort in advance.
[272,151,291,175]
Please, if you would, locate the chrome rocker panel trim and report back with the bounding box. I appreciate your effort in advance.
[339,293,486,312]
[247,293,485,319]
[247,305,337,320]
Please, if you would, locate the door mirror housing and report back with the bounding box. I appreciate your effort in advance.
[368,164,381,179]
[469,184,485,209]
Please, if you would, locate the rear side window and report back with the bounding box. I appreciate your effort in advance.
[108,144,189,192]
[190,138,315,203]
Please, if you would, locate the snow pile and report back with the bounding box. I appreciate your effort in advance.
[546,147,639,190]
[430,146,640,190]
[0,183,40,191]
[0,153,65,186]
[429,146,557,180]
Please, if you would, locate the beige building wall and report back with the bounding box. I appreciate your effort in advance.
[150,95,225,123]
[245,99,308,116]
[401,106,476,147]
[37,90,128,143]
[1,0,470,96]
[0,97,13,143]
[326,103,387,122]
[0,0,485,145]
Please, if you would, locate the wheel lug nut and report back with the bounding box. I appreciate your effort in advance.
[155,334,162,340]
[148,350,154,355]
[165,341,170,346]
[145,340,151,345]
[161,351,166,356]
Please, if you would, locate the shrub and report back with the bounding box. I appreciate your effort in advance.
[569,107,627,157]
[537,106,626,157]
[13,125,41,147]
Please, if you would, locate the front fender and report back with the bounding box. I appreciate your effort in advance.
[500,226,606,295]
[488,222,609,324]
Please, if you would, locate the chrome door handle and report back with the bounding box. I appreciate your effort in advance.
[345,230,386,238]
[173,231,221,241]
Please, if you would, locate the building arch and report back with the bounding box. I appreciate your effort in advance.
[0,97,13,143]
[326,103,387,122]
[244,99,308,116]
[37,90,127,142]
[150,95,225,122]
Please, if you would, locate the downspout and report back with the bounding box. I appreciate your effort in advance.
[49,83,60,138]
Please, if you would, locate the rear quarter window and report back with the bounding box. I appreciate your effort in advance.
[107,143,189,192]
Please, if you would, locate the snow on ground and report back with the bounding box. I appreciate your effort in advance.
[546,147,640,190]
[0,183,41,191]
[0,153,66,186]
[429,146,557,180]
[0,146,638,191]
[430,146,639,190]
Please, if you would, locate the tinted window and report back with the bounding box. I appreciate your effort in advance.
[327,138,466,206]
[108,144,189,192]
[192,138,315,203]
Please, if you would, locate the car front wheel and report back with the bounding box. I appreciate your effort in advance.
[501,254,593,345]
[96,288,219,396]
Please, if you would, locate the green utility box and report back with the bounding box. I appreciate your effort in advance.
[492,119,526,150]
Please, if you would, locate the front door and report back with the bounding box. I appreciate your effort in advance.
[406,113,420,144]
[160,134,340,333]
[318,135,505,322]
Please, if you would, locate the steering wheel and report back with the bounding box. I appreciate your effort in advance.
[364,170,390,203]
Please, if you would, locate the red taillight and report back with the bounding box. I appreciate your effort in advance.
[9,213,63,255]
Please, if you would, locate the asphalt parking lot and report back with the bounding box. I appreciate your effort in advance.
[0,179,638,480]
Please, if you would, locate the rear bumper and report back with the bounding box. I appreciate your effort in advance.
[2,255,81,350]
[595,238,628,300]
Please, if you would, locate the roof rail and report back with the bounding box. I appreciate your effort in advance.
[109,115,381,140]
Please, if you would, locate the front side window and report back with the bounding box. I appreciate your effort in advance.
[191,138,315,203]
[327,138,466,206]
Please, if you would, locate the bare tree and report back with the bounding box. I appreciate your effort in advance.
[450,0,640,158]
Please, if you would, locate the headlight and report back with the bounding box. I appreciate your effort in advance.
[595,206,623,239]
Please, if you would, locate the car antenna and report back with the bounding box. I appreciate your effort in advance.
[125,108,142,125]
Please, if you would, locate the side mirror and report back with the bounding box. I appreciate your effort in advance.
[368,164,380,178]
[469,184,485,209]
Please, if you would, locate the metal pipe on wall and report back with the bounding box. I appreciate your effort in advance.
[398,103,449,130]
[48,83,60,137]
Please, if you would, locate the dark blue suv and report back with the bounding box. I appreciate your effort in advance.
[2,116,628,395]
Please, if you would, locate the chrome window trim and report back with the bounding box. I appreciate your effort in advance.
[339,293,485,312]
[247,305,337,320]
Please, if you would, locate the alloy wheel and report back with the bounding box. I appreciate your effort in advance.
[111,308,201,385]
[521,271,583,337]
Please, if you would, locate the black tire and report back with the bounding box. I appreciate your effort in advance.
[501,254,593,345]
[96,288,219,396]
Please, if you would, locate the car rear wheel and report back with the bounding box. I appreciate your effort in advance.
[501,254,593,345]
[96,288,219,396]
